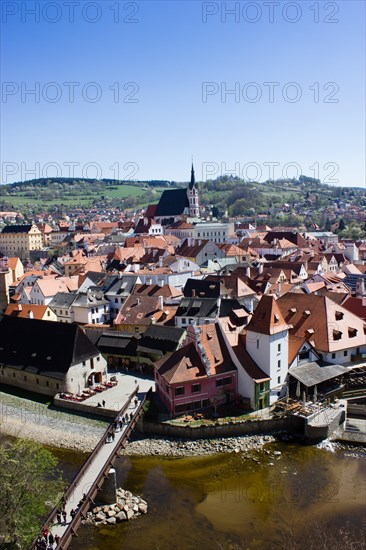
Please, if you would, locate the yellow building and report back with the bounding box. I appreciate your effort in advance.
[0,224,43,259]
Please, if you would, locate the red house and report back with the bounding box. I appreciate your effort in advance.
[154,323,238,416]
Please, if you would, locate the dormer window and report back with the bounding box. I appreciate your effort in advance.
[333,330,342,341]
[348,328,357,338]
[335,311,344,321]
[304,310,311,317]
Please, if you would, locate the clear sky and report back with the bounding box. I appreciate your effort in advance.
[0,0,365,186]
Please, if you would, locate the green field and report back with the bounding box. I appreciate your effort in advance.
[0,184,148,208]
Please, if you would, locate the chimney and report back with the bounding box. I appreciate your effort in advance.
[258,263,263,275]
[159,256,163,268]
[192,289,196,298]
[158,295,164,311]
[246,266,251,278]
[277,282,281,297]
[27,310,34,319]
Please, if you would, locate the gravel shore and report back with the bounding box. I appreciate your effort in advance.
[119,434,277,456]
[0,391,107,452]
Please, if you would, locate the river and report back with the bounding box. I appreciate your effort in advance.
[51,441,366,550]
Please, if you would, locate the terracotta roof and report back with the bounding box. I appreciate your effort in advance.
[277,293,366,353]
[155,323,235,384]
[115,294,177,326]
[342,296,366,321]
[4,304,52,320]
[246,295,290,335]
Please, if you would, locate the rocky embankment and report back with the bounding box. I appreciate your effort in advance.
[120,434,277,456]
[83,488,147,526]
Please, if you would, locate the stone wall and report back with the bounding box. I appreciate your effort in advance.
[54,396,117,419]
[141,415,304,439]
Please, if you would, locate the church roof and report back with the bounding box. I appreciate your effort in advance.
[155,188,189,217]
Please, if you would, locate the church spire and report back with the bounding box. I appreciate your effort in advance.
[189,162,196,190]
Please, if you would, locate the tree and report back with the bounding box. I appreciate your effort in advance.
[0,439,63,549]
[338,218,346,232]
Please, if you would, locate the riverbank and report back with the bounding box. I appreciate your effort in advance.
[0,390,107,452]
[1,390,364,456]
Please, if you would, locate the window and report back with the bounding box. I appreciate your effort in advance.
[259,382,264,392]
[46,381,50,387]
[97,356,100,361]
[278,343,281,353]
[192,383,201,393]
[344,350,348,357]
[277,360,281,369]
[56,384,60,389]
[24,375,27,381]
[36,378,39,384]
[82,361,86,366]
[332,353,336,359]
[12,373,16,378]
[175,386,184,396]
[277,376,281,384]
[256,339,259,349]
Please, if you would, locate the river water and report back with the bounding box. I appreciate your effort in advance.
[52,441,366,550]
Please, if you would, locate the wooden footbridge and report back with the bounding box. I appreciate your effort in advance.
[30,385,152,550]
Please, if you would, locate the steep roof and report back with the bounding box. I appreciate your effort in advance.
[0,316,99,376]
[246,295,290,335]
[277,292,366,353]
[183,278,221,298]
[155,343,206,384]
[1,224,32,234]
[155,189,189,217]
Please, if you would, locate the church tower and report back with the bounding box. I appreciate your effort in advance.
[187,163,200,218]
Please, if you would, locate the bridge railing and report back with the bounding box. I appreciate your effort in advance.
[29,384,149,549]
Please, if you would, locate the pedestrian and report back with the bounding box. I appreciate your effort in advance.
[134,379,137,385]
[134,397,138,407]
[42,527,48,541]
[102,399,106,407]
[130,411,133,421]
[112,431,115,442]
[56,510,62,524]
[47,544,54,550]
[55,534,61,547]
[48,533,54,546]
[62,510,67,524]
[70,508,76,520]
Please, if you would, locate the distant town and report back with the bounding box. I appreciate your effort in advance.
[0,165,365,423]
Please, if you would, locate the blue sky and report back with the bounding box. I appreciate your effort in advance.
[1,0,365,186]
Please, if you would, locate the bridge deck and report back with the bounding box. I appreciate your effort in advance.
[32,386,151,549]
